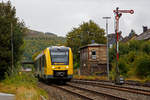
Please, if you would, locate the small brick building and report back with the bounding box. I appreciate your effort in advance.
[80,43,107,75]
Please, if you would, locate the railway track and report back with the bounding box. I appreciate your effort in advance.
[71,79,150,99]
[39,82,126,100]
[54,84,126,100]
[73,79,150,87]
[125,80,150,87]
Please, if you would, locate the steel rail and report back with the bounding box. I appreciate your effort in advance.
[52,85,94,100]
[66,83,126,100]
[71,79,150,96]
[39,82,126,100]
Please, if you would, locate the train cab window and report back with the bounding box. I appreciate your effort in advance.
[50,49,69,65]
[91,51,96,59]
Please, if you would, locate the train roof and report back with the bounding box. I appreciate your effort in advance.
[49,46,70,50]
[33,46,70,61]
[80,43,106,49]
[33,51,44,61]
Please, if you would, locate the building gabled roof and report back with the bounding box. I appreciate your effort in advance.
[121,34,138,42]
[80,43,106,49]
[136,29,150,40]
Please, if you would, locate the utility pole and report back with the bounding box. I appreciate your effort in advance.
[113,7,134,84]
[11,23,14,73]
[103,17,111,80]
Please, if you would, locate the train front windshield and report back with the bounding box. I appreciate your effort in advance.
[50,49,69,65]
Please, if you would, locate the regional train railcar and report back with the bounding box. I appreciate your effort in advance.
[33,46,73,82]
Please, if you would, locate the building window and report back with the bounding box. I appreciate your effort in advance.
[91,51,96,59]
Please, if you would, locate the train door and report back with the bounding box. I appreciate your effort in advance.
[41,55,45,78]
[39,58,42,77]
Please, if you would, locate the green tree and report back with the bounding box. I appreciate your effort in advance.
[0,1,26,79]
[110,40,150,79]
[134,54,150,78]
[66,20,106,69]
[23,34,66,62]
[141,41,150,54]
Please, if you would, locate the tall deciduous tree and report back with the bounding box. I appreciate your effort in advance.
[66,20,106,69]
[0,1,26,79]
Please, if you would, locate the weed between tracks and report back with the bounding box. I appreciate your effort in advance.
[0,72,48,100]
[74,74,150,83]
[73,75,108,80]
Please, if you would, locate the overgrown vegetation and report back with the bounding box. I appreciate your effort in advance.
[0,1,26,79]
[66,20,106,69]
[0,72,48,100]
[110,40,150,81]
[0,1,49,99]
[3,72,37,86]
[74,75,107,80]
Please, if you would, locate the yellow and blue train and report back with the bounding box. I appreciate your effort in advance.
[33,46,73,82]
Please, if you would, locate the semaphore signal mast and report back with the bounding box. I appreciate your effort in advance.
[113,7,134,84]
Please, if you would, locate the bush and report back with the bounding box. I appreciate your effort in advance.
[1,72,48,100]
[141,41,150,54]
[110,57,128,79]
[127,51,136,63]
[3,72,38,87]
[129,40,142,51]
[134,54,150,78]
[109,45,116,63]
[118,57,129,77]
[110,40,150,80]
[74,62,80,69]
[119,43,129,55]
[124,51,137,77]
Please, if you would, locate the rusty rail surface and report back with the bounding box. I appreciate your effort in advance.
[73,79,150,87]
[71,79,150,96]
[39,82,126,100]
[65,83,126,100]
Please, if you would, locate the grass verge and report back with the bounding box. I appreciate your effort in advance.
[0,72,48,100]
[74,74,150,84]
[73,75,108,80]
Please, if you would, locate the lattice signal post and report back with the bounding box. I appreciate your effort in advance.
[113,7,134,84]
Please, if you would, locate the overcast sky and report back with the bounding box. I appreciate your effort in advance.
[7,0,150,36]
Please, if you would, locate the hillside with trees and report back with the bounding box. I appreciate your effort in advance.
[23,29,66,62]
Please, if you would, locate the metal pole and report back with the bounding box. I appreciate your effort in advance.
[106,19,109,80]
[103,17,111,80]
[114,7,120,83]
[113,7,134,84]
[11,23,14,73]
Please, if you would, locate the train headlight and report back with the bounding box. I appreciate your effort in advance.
[66,66,69,69]
[52,66,55,69]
